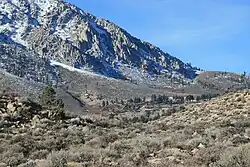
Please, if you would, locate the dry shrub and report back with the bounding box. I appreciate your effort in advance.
[17,160,36,167]
[211,144,250,167]
[37,150,68,167]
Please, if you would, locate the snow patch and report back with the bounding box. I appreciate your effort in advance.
[195,70,205,75]
[50,60,112,80]
[89,22,106,35]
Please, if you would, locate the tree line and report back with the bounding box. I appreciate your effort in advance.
[101,93,219,107]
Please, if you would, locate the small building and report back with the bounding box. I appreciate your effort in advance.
[141,104,154,112]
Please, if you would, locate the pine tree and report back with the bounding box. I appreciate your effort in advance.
[196,96,201,102]
[41,85,56,106]
[151,94,157,103]
[41,85,65,120]
[102,100,106,107]
[134,97,141,103]
[186,95,194,102]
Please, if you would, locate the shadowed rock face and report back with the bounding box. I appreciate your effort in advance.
[0,43,59,85]
[0,0,197,84]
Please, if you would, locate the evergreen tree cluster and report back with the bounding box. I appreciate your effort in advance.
[100,93,220,108]
[41,85,65,120]
[150,93,219,105]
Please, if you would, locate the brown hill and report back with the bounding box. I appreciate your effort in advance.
[1,90,250,166]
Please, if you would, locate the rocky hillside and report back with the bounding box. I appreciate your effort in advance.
[0,0,198,85]
[0,44,59,84]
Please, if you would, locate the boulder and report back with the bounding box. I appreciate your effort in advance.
[7,102,16,113]
[0,162,7,167]
[12,111,20,119]
[68,117,82,125]
[198,143,205,149]
[32,115,41,125]
[2,113,10,120]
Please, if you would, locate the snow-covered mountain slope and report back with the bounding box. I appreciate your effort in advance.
[0,0,198,86]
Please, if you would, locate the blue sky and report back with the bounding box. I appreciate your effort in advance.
[66,0,250,73]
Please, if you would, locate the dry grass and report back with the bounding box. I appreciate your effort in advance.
[1,90,250,166]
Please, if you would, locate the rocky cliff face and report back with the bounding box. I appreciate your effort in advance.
[0,0,198,86]
[0,44,59,84]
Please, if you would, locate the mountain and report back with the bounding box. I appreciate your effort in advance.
[0,0,249,104]
[0,0,198,86]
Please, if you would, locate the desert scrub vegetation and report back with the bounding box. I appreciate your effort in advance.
[1,90,250,166]
[211,143,250,167]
